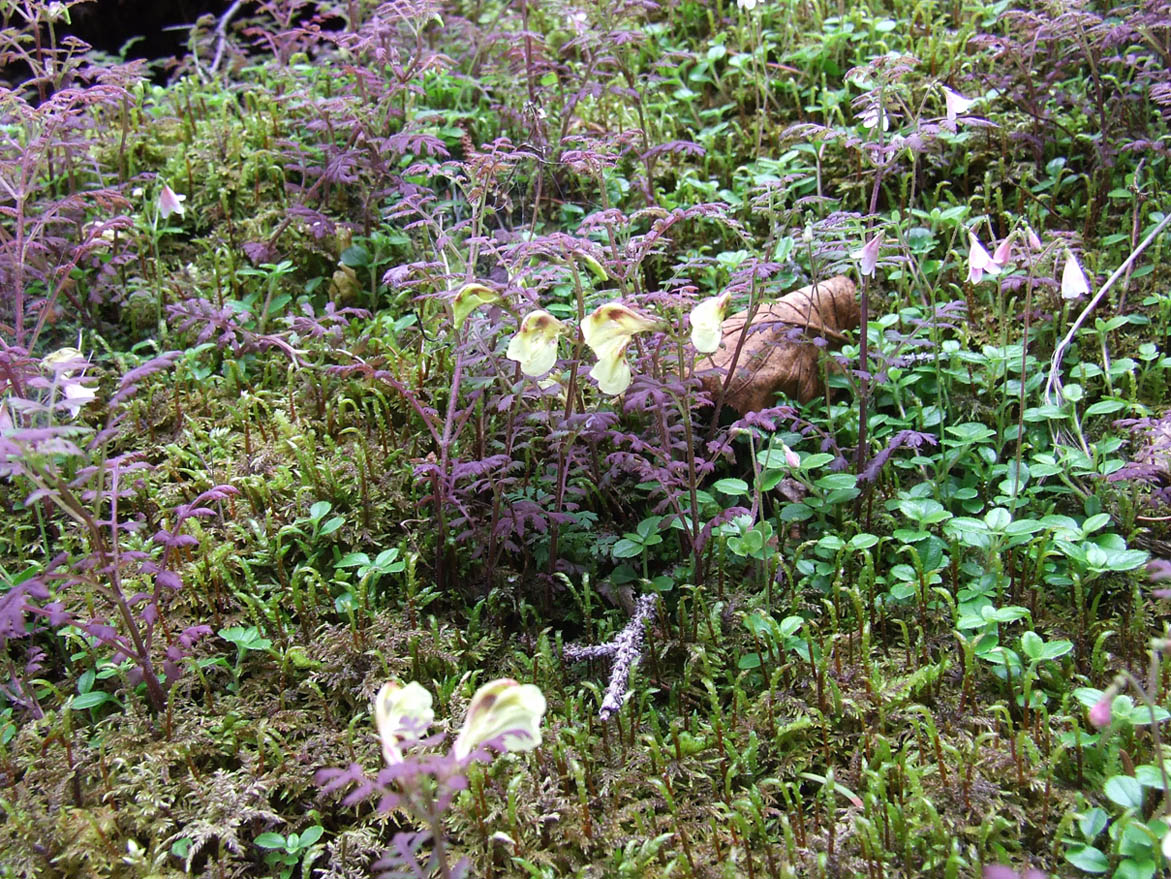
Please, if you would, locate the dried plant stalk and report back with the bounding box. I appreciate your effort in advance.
[698,275,859,412]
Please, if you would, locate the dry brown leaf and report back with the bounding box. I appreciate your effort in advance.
[697,275,859,412]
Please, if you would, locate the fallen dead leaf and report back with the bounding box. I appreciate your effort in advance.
[697,275,859,412]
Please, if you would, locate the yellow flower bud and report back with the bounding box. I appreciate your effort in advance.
[452,283,500,330]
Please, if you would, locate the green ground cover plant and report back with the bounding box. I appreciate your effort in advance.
[2,0,1171,876]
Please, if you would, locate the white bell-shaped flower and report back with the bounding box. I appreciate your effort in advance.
[1061,250,1090,300]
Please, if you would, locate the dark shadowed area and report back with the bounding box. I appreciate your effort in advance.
[66,0,230,62]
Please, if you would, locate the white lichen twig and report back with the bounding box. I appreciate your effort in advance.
[563,594,656,720]
[210,0,245,77]
[1044,212,1171,423]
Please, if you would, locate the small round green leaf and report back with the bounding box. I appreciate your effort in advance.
[1064,844,1109,873]
[612,539,643,559]
[1104,775,1144,809]
[1078,807,1108,840]
[712,478,749,495]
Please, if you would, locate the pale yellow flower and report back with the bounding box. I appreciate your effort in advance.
[506,310,566,377]
[453,679,546,760]
[373,681,434,765]
[689,292,731,354]
[582,302,659,395]
[42,347,84,370]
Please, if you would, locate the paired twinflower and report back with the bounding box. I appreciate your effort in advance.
[965,230,1020,283]
[966,232,1003,284]
[965,228,1091,300]
[374,678,546,766]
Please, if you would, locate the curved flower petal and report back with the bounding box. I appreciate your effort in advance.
[991,235,1013,269]
[61,380,96,417]
[582,302,659,351]
[689,292,731,354]
[782,443,800,468]
[374,681,434,765]
[452,282,501,330]
[580,253,608,281]
[42,347,85,374]
[453,679,546,760]
[589,338,634,395]
[507,310,565,377]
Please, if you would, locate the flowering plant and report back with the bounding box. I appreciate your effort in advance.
[319,678,546,879]
[503,295,728,395]
[581,301,661,395]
